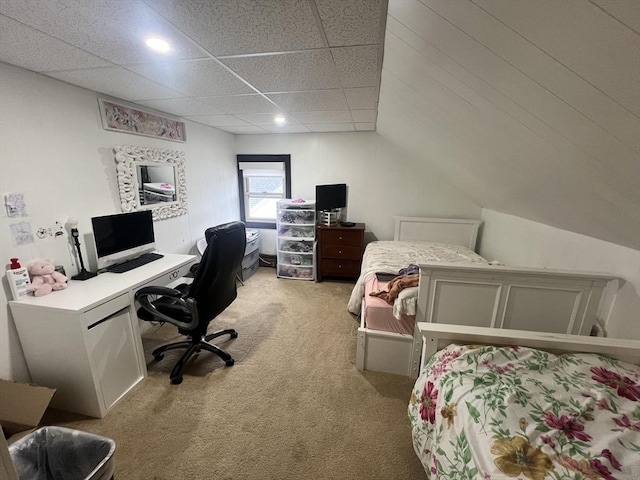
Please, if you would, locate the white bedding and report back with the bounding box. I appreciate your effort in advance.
[347,241,487,319]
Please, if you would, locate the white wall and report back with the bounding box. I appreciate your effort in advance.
[0,63,239,381]
[479,209,640,341]
[235,132,482,254]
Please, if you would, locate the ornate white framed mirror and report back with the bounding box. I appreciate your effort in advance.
[114,145,187,220]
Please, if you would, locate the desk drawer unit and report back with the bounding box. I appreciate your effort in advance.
[239,229,261,281]
[318,223,365,281]
[12,292,143,418]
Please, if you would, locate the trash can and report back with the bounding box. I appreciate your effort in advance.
[8,426,115,480]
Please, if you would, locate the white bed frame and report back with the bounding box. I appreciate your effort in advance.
[417,323,640,373]
[356,217,618,378]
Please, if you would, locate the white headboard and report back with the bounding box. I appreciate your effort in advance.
[393,217,481,251]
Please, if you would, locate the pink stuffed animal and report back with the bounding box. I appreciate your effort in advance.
[26,259,68,296]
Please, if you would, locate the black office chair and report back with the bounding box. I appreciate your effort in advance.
[135,221,246,384]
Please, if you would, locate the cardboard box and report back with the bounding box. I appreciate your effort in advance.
[0,429,18,480]
[0,379,56,442]
[0,380,55,479]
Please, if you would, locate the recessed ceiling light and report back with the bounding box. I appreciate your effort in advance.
[274,115,286,126]
[145,36,171,54]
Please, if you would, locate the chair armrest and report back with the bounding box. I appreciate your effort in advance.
[188,262,200,277]
[135,287,199,331]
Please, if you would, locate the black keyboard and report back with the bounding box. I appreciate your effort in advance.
[106,253,164,273]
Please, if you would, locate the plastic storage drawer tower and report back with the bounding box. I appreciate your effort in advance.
[276,199,316,280]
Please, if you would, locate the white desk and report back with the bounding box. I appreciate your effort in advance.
[9,253,196,418]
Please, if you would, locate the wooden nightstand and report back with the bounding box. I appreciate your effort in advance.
[317,223,365,282]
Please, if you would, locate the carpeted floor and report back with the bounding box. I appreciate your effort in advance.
[42,267,427,479]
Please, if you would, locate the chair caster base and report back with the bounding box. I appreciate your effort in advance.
[230,332,238,339]
[225,359,235,367]
[153,353,164,361]
[170,376,183,385]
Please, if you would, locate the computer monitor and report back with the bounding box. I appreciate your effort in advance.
[315,183,347,212]
[92,210,156,270]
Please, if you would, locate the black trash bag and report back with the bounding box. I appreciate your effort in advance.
[9,426,115,480]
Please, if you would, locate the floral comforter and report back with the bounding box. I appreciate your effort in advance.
[347,241,486,318]
[408,344,640,480]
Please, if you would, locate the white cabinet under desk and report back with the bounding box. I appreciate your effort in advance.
[9,253,196,418]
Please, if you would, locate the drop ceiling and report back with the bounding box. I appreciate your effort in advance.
[0,0,386,134]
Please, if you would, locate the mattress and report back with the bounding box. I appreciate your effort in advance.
[348,241,487,318]
[143,182,175,194]
[364,277,415,335]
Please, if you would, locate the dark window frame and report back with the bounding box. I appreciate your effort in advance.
[237,154,291,229]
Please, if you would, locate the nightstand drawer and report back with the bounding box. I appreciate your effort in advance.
[321,229,363,246]
[321,259,361,277]
[321,243,361,260]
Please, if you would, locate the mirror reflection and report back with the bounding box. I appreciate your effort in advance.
[114,145,187,221]
[137,164,177,205]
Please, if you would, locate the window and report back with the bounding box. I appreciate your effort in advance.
[237,155,291,229]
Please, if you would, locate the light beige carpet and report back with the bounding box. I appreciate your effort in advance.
[42,268,427,479]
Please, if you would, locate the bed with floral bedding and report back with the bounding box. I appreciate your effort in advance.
[408,343,640,480]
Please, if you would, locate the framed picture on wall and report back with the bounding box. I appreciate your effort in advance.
[98,98,186,142]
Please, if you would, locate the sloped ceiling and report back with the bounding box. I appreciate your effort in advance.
[376,0,640,250]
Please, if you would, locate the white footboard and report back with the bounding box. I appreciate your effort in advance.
[417,323,640,375]
[417,263,616,336]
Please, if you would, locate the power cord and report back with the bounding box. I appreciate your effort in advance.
[259,255,277,268]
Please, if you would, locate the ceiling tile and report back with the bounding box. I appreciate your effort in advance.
[306,123,355,132]
[344,87,379,109]
[145,0,325,56]
[217,125,268,134]
[135,97,225,116]
[351,109,376,122]
[316,0,383,47]
[355,122,376,131]
[235,113,300,126]
[197,94,282,114]
[47,67,181,101]
[184,114,250,127]
[294,111,352,123]
[261,124,311,134]
[128,59,254,97]
[0,15,112,72]
[1,0,384,134]
[266,90,349,111]
[332,45,381,87]
[0,0,206,64]
[221,50,341,92]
